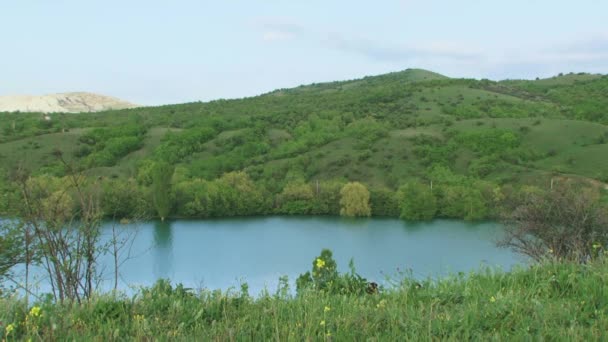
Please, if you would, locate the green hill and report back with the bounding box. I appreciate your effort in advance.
[1,69,607,219]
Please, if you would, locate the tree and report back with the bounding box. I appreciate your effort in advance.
[369,187,399,217]
[11,161,103,302]
[2,154,139,302]
[151,161,175,221]
[217,171,266,216]
[499,182,608,262]
[0,221,27,291]
[101,179,149,219]
[173,178,215,218]
[276,180,314,215]
[339,182,371,217]
[441,185,487,221]
[399,181,437,220]
[311,180,344,215]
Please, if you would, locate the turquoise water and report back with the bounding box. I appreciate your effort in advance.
[13,216,522,296]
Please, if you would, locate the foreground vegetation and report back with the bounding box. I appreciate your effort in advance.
[2,254,608,340]
[1,69,607,221]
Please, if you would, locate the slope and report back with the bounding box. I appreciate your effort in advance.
[0,69,607,192]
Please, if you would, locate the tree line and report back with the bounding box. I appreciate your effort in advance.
[0,162,549,222]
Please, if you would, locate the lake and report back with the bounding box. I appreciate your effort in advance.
[15,216,522,296]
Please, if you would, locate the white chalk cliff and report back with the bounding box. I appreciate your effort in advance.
[0,92,138,113]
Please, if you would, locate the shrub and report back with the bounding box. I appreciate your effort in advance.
[500,182,608,262]
[296,249,369,295]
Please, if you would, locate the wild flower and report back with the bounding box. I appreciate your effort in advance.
[320,320,326,326]
[490,296,496,303]
[316,258,326,269]
[29,306,42,318]
[5,323,15,335]
[324,306,331,313]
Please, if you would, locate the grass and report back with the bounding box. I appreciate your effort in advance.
[2,259,608,340]
[0,129,88,172]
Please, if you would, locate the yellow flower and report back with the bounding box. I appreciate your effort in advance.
[320,320,326,326]
[29,306,42,317]
[376,299,387,309]
[324,306,331,313]
[5,323,15,335]
[316,258,326,269]
[490,296,496,303]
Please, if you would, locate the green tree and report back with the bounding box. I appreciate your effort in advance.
[398,181,437,220]
[310,180,344,215]
[369,187,399,217]
[217,171,266,216]
[151,162,175,221]
[276,180,314,214]
[173,178,217,218]
[339,182,371,217]
[101,179,149,219]
[441,186,487,221]
[136,159,156,186]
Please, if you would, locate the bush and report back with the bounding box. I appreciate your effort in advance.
[500,182,608,262]
[296,249,369,295]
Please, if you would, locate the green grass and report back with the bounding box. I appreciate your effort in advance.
[0,128,89,172]
[3,259,608,340]
[502,72,603,88]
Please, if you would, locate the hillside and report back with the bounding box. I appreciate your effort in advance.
[1,68,607,219]
[0,92,137,113]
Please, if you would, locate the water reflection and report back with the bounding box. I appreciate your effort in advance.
[153,220,173,279]
[10,217,520,296]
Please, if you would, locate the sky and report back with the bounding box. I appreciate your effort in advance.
[1,0,607,105]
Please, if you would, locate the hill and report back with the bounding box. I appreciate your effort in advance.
[0,92,137,113]
[1,68,607,219]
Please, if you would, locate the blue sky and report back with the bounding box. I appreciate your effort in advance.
[1,0,607,105]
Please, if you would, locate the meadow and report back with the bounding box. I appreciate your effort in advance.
[2,254,607,340]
